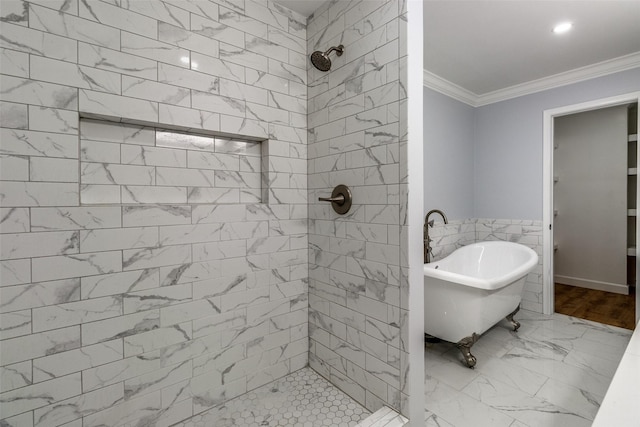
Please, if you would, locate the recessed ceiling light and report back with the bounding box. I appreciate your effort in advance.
[553,22,573,34]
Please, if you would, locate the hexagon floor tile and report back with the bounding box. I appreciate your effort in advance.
[175,367,371,426]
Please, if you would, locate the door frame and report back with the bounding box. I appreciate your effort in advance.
[542,91,640,320]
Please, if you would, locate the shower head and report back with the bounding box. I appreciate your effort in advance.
[310,45,344,72]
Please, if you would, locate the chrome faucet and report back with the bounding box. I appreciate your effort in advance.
[424,209,448,263]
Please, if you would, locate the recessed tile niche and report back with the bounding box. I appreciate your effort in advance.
[80,119,262,205]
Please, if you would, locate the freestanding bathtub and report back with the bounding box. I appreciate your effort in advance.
[424,241,538,368]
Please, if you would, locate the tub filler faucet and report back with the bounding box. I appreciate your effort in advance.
[424,209,448,263]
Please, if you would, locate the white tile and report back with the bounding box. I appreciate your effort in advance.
[0,412,33,427]
[0,25,77,63]
[0,326,80,366]
[32,383,123,427]
[81,162,155,186]
[1,230,79,260]
[424,376,515,427]
[0,278,80,315]
[120,145,183,168]
[29,4,119,49]
[32,340,122,383]
[219,115,268,139]
[79,0,157,39]
[159,104,220,132]
[31,207,121,231]
[118,1,190,28]
[30,56,120,94]
[1,75,77,110]
[80,184,121,205]
[187,187,240,204]
[189,51,245,83]
[123,322,191,357]
[190,14,245,48]
[121,186,187,204]
[122,205,191,227]
[122,76,190,107]
[159,21,220,58]
[165,0,219,21]
[79,42,158,80]
[82,352,161,392]
[123,284,192,314]
[82,389,161,427]
[192,91,246,117]
[28,0,79,14]
[32,251,122,282]
[0,154,28,181]
[536,378,601,420]
[0,310,31,340]
[121,31,190,68]
[0,373,82,419]
[156,167,215,187]
[0,1,28,25]
[0,259,31,287]
[124,360,192,400]
[81,268,159,299]
[219,78,268,105]
[28,106,79,135]
[81,310,160,346]
[79,89,158,123]
[0,101,28,129]
[0,208,29,234]
[80,139,120,164]
[0,182,78,207]
[30,157,78,182]
[158,63,219,93]
[81,119,154,146]
[122,244,191,271]
[0,360,32,393]
[159,224,223,246]
[80,227,158,252]
[1,128,78,159]
[192,204,246,223]
[161,298,223,327]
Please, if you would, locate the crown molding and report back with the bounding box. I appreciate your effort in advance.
[423,52,640,107]
[422,69,478,107]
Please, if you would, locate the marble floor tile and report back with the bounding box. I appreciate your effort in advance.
[174,367,370,426]
[424,309,633,427]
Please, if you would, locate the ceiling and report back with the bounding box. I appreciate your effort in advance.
[276,0,640,97]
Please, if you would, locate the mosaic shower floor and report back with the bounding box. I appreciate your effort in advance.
[173,367,371,427]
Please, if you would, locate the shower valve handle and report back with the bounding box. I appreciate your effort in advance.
[318,185,352,215]
[318,194,345,204]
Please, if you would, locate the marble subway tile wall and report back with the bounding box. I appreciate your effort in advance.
[0,1,308,425]
[429,219,544,312]
[307,0,410,415]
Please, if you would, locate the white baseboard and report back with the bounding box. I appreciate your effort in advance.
[555,275,630,295]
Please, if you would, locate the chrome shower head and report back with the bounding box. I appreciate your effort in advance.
[310,45,344,72]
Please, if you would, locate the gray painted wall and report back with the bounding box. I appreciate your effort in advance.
[474,67,640,220]
[424,67,640,221]
[423,87,475,220]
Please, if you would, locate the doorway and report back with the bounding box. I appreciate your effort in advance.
[543,92,640,328]
[552,105,636,329]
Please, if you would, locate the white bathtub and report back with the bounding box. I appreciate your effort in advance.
[424,241,538,367]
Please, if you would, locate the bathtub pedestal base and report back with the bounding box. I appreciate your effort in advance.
[456,333,479,369]
[506,304,521,332]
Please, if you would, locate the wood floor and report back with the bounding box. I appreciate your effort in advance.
[555,283,636,330]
